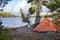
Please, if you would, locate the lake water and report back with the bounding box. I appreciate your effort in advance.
[0,18,35,28]
[0,17,52,28]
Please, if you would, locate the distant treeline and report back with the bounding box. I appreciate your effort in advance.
[0,12,18,17]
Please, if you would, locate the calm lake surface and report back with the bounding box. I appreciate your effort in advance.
[0,17,52,28]
[0,18,35,28]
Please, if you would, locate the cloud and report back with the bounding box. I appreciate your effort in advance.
[3,0,50,16]
[3,0,29,16]
[42,5,50,12]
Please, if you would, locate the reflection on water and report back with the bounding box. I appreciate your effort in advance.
[0,17,52,28]
[0,18,35,28]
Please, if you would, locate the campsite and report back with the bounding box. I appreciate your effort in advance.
[13,18,60,40]
[0,0,60,40]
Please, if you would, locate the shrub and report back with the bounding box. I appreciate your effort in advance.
[0,19,13,40]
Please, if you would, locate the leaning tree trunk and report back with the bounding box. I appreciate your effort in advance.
[35,0,43,27]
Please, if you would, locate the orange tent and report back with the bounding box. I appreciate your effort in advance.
[33,18,60,32]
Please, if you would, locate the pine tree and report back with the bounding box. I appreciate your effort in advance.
[0,19,4,30]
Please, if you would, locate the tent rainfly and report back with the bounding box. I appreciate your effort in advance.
[33,18,60,32]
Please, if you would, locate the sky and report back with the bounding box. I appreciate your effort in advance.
[3,0,50,16]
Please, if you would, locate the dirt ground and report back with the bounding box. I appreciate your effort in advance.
[13,31,60,40]
[13,23,60,40]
